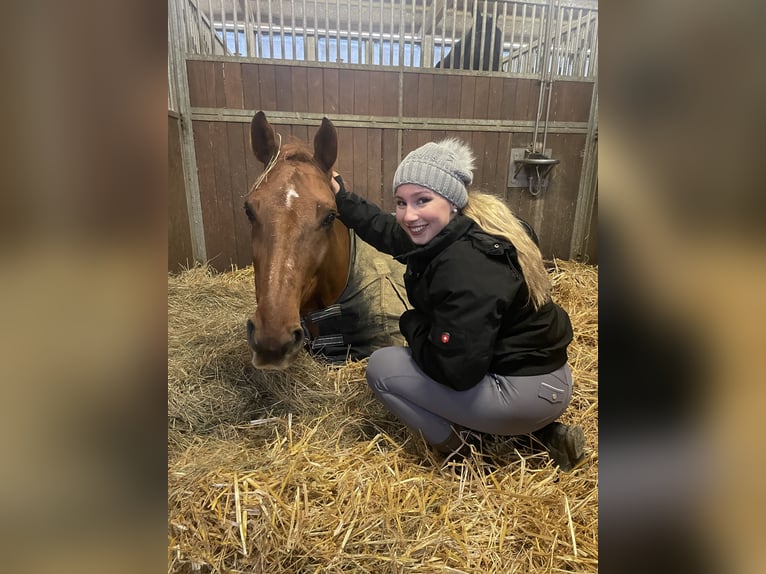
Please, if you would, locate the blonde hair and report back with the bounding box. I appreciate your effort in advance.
[462,192,551,309]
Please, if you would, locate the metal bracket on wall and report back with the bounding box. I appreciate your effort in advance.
[507,147,559,196]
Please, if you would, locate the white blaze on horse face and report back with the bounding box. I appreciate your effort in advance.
[284,185,300,209]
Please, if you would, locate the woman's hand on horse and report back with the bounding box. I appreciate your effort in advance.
[331,171,343,195]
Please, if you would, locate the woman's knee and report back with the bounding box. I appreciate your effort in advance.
[366,346,408,393]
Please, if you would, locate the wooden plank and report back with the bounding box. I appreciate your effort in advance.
[222,62,243,109]
[352,128,368,196]
[212,61,226,108]
[257,64,277,112]
[366,128,383,205]
[192,122,220,267]
[186,60,213,108]
[514,78,539,122]
[292,124,309,146]
[481,131,501,195]
[473,76,491,120]
[417,73,434,119]
[226,122,252,267]
[290,66,309,113]
[550,80,593,123]
[335,126,355,191]
[432,74,450,118]
[487,76,504,120]
[445,75,462,118]
[402,73,419,117]
[354,70,370,116]
[540,133,584,258]
[381,129,398,213]
[306,67,324,114]
[459,76,476,119]
[274,65,293,112]
[381,71,400,117]
[241,63,260,110]
[323,68,339,115]
[338,69,355,115]
[208,122,237,270]
[499,77,518,120]
[368,71,385,120]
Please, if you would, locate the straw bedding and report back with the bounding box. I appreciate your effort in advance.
[168,260,598,573]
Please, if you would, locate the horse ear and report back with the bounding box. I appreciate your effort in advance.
[250,111,278,165]
[313,117,337,173]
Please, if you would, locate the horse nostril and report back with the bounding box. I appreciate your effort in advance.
[247,319,255,341]
[293,328,304,345]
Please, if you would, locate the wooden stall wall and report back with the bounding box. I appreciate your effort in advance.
[182,59,594,271]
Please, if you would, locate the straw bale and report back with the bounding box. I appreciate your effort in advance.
[168,259,598,573]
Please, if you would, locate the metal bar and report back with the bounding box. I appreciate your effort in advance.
[569,75,598,260]
[314,0,320,62]
[411,0,417,66]
[430,0,436,67]
[509,2,517,72]
[398,2,404,66]
[380,0,385,64]
[487,0,497,71]
[498,1,507,72]
[232,0,239,55]
[290,0,296,60]
[267,0,274,57]
[194,0,203,53]
[542,0,559,152]
[254,0,262,57]
[280,0,286,59]
[460,0,468,70]
[470,0,480,71]
[590,17,598,76]
[520,2,528,73]
[302,0,308,60]
[532,4,540,73]
[335,0,341,63]
[347,0,352,63]
[324,0,330,62]
[244,0,252,56]
[449,0,457,69]
[359,0,364,64]
[571,8,583,75]
[581,10,595,76]
[564,6,574,75]
[218,0,225,54]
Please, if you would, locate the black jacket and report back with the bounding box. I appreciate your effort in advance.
[335,181,573,391]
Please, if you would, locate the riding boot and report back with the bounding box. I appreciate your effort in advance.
[532,422,587,471]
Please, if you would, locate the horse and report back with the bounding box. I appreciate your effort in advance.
[436,12,503,71]
[244,112,408,369]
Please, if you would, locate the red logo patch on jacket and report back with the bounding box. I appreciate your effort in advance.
[440,332,450,344]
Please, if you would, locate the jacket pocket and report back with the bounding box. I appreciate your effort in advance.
[538,381,565,404]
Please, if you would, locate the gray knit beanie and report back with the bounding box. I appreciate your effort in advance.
[392,139,476,208]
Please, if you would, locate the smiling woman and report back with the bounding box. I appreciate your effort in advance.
[332,138,586,471]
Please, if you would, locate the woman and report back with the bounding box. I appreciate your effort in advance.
[331,139,586,471]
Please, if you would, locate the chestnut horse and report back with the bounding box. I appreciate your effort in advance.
[244,112,407,369]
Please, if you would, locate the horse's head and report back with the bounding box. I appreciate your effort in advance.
[244,112,349,369]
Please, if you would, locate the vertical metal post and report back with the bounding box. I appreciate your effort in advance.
[569,76,598,261]
[168,0,208,263]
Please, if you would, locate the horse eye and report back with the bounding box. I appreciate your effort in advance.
[244,203,255,223]
[321,212,336,228]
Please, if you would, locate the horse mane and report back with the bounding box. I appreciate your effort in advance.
[280,139,315,164]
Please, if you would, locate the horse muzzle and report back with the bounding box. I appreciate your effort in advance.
[246,318,304,370]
